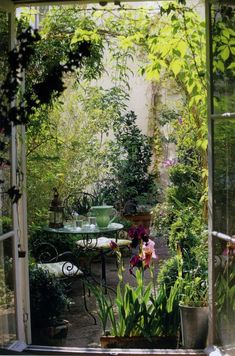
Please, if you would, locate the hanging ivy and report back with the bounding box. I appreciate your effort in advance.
[0,25,93,203]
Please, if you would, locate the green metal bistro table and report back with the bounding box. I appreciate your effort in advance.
[44,222,124,240]
[44,223,130,291]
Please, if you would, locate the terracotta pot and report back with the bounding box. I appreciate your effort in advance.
[123,212,152,228]
[100,335,178,349]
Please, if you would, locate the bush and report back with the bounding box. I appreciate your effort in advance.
[151,202,175,237]
[168,207,205,253]
[29,266,68,328]
[167,164,202,205]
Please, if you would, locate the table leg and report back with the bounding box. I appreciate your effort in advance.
[100,249,107,294]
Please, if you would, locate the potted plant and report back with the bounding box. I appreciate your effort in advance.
[89,270,177,349]
[98,111,158,226]
[167,250,208,349]
[29,265,70,346]
[87,238,177,348]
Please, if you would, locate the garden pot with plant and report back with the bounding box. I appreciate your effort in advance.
[167,251,208,349]
[91,269,177,349]
[179,304,208,349]
[29,266,70,346]
[88,234,178,349]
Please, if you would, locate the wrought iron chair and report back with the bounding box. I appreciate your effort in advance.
[63,191,99,219]
[32,241,96,324]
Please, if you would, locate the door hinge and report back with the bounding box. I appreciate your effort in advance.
[18,249,26,258]
[23,312,28,323]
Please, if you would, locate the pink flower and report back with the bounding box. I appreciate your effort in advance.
[162,159,177,168]
[142,239,157,268]
[222,242,235,256]
[178,117,183,125]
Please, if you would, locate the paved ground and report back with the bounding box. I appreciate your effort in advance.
[38,236,169,348]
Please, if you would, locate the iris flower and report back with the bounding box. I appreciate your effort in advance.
[142,239,157,268]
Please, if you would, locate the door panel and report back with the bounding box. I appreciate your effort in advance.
[213,118,235,235]
[207,0,235,353]
[0,0,28,351]
[211,2,235,115]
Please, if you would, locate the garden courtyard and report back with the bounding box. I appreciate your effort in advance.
[1,0,235,353]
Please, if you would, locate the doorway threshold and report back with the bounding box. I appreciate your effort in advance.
[26,345,207,356]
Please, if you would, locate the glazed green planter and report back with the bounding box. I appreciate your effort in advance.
[90,205,116,228]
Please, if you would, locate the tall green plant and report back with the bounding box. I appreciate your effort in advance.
[88,269,158,338]
[100,111,157,213]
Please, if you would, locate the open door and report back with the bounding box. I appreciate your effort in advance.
[207,0,235,354]
[0,0,30,352]
[0,0,233,354]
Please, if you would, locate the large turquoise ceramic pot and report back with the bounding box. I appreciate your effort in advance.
[90,205,116,228]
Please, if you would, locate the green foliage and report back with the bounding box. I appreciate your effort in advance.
[156,232,208,335]
[0,11,9,82]
[178,274,208,307]
[167,249,208,311]
[212,5,235,113]
[29,266,69,327]
[29,226,78,258]
[154,255,181,336]
[143,2,208,207]
[168,206,205,253]
[88,269,159,338]
[25,6,104,90]
[0,258,14,309]
[23,5,140,225]
[215,259,235,322]
[152,202,175,237]
[99,111,158,213]
[112,216,132,230]
[169,163,200,187]
[26,83,127,225]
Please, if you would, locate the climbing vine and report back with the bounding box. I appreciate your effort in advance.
[0,25,94,203]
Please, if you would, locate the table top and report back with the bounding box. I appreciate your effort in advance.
[44,222,124,235]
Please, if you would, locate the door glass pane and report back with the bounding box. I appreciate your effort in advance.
[211,3,235,114]
[0,135,12,234]
[0,237,17,348]
[0,10,9,80]
[214,241,235,349]
[213,118,235,235]
[0,10,12,234]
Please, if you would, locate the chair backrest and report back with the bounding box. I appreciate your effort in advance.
[33,241,59,263]
[32,241,82,278]
[63,191,98,218]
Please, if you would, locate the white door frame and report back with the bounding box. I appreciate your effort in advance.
[4,0,235,353]
[0,0,31,349]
